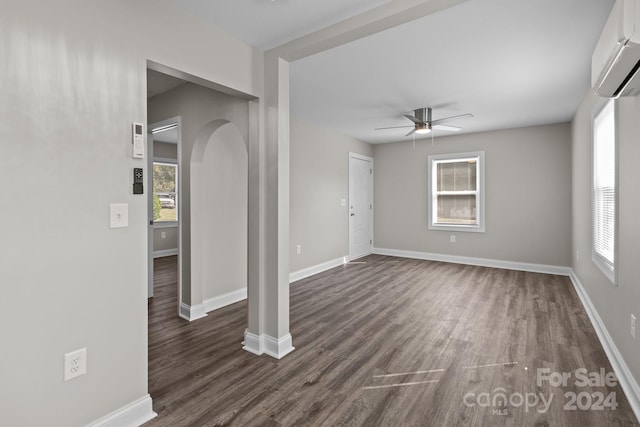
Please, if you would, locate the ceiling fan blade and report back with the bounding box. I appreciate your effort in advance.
[405,128,416,137]
[431,113,474,126]
[432,124,461,132]
[404,114,424,125]
[374,125,413,130]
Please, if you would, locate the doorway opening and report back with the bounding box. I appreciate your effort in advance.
[146,64,259,414]
[147,118,182,317]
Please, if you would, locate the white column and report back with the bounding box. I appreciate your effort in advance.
[244,54,294,359]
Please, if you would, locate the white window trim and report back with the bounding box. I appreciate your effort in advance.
[591,98,618,285]
[428,151,485,233]
[153,159,179,228]
[154,156,177,164]
[154,221,178,230]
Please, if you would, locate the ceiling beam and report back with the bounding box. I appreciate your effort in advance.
[268,0,470,62]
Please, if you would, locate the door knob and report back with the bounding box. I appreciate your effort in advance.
[350,213,355,216]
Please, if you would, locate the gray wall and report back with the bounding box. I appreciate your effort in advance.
[148,83,249,305]
[572,91,640,385]
[154,141,178,159]
[0,1,261,426]
[373,123,572,267]
[154,226,179,252]
[290,118,373,272]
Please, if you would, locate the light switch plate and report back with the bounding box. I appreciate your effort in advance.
[110,203,129,228]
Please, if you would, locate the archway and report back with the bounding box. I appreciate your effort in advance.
[190,120,248,312]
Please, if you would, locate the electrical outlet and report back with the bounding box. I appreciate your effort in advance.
[296,245,302,255]
[450,235,456,243]
[161,231,166,239]
[64,348,87,381]
[631,314,636,339]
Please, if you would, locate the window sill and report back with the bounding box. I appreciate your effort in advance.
[154,221,178,229]
[428,223,485,233]
[592,253,617,285]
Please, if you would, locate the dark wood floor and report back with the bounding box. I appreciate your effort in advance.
[145,255,639,426]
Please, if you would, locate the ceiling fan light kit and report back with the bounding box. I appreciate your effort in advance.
[414,123,431,135]
[375,107,473,137]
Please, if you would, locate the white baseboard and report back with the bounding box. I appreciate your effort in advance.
[203,288,247,312]
[569,271,640,422]
[179,288,247,322]
[87,394,156,427]
[153,249,178,258]
[242,330,295,359]
[179,302,207,322]
[289,257,345,283]
[373,247,571,276]
[345,251,373,263]
[264,333,295,359]
[242,330,263,356]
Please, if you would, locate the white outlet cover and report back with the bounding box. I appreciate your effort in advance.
[110,203,128,229]
[64,348,87,381]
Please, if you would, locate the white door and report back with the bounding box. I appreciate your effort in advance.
[349,153,373,260]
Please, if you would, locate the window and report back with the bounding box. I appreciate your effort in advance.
[153,162,178,223]
[428,151,485,232]
[592,99,617,284]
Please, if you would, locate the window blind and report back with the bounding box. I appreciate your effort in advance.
[593,100,615,275]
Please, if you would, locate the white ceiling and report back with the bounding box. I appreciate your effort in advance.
[176,0,392,51]
[175,0,614,144]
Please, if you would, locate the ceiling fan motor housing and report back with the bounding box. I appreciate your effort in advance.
[415,108,432,123]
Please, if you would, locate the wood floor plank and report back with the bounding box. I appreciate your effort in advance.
[144,255,639,426]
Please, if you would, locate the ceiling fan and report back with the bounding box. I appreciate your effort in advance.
[375,107,473,136]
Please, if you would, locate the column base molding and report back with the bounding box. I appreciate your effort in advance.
[243,330,295,359]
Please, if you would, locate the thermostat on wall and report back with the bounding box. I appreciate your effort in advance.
[132,122,144,159]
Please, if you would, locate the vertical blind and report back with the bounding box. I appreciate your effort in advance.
[593,100,615,274]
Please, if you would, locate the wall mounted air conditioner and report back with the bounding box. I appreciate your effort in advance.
[592,0,640,98]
